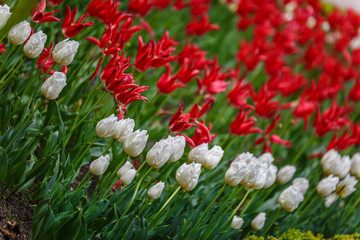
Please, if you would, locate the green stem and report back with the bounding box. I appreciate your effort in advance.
[101,139,114,156]
[263,208,282,235]
[120,167,153,218]
[150,186,181,226]
[0,56,26,88]
[227,189,251,223]
[70,172,92,200]
[189,183,227,235]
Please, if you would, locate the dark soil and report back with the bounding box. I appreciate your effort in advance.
[0,186,35,240]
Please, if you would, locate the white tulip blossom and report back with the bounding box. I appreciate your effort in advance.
[96,114,117,138]
[251,212,266,231]
[230,216,244,230]
[317,175,339,197]
[0,4,12,30]
[53,39,79,66]
[41,72,67,100]
[263,164,278,189]
[188,143,208,164]
[292,177,309,195]
[89,155,110,176]
[225,161,248,186]
[350,153,360,179]
[148,182,165,199]
[8,21,31,45]
[278,185,304,212]
[321,149,351,178]
[168,135,186,162]
[277,165,296,184]
[123,129,148,157]
[112,118,135,143]
[146,138,172,168]
[176,162,202,191]
[24,30,47,59]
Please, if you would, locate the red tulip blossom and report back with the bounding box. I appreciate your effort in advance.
[230,110,263,135]
[31,0,60,23]
[62,6,94,38]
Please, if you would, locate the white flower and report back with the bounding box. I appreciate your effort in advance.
[8,21,31,45]
[292,177,309,195]
[263,164,278,189]
[203,145,224,169]
[123,129,148,157]
[230,216,244,230]
[317,175,339,197]
[117,161,133,179]
[331,156,351,179]
[176,162,202,191]
[23,30,47,59]
[350,153,360,179]
[251,162,268,189]
[52,39,79,66]
[121,169,137,186]
[337,174,357,198]
[325,193,339,208]
[233,152,257,164]
[96,114,117,138]
[148,182,165,199]
[241,160,261,188]
[276,165,296,184]
[112,118,135,143]
[168,135,186,162]
[321,149,341,176]
[0,4,11,30]
[146,138,172,168]
[225,161,247,186]
[188,143,208,164]
[89,155,110,176]
[41,72,67,100]
[258,153,274,166]
[251,212,266,231]
[278,185,304,212]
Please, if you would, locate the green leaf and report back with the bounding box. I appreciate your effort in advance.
[53,211,83,240]
[0,147,7,183]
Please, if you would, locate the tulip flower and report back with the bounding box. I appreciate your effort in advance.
[112,118,135,143]
[89,155,110,175]
[52,39,79,66]
[263,164,278,189]
[148,182,165,199]
[317,175,339,197]
[146,138,172,168]
[176,162,202,191]
[0,4,11,30]
[292,177,309,195]
[123,130,148,157]
[188,143,208,164]
[230,216,244,230]
[96,114,117,138]
[350,153,360,179]
[41,72,67,100]
[321,150,351,179]
[225,161,247,186]
[168,135,186,162]
[278,185,304,212]
[277,165,296,184]
[251,212,266,231]
[24,31,47,59]
[8,21,31,45]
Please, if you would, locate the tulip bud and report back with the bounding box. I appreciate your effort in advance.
[321,149,341,175]
[121,169,137,186]
[316,175,339,197]
[8,21,31,45]
[148,181,165,199]
[146,138,172,168]
[263,164,278,189]
[124,129,148,157]
[52,39,79,66]
[337,174,357,198]
[41,72,67,100]
[278,185,304,212]
[276,165,296,184]
[89,155,110,175]
[331,155,351,179]
[292,177,309,195]
[168,135,186,162]
[188,143,208,164]
[325,193,338,208]
[0,4,11,30]
[251,212,266,231]
[112,118,135,143]
[251,162,268,189]
[202,145,224,169]
[230,216,244,230]
[350,153,360,179]
[96,114,117,138]
[176,162,202,191]
[24,31,47,59]
[117,161,133,179]
[225,161,247,186]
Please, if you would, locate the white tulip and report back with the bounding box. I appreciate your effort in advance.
[41,72,67,100]
[203,145,224,169]
[123,129,148,157]
[233,152,257,164]
[52,39,79,66]
[325,193,339,208]
[117,161,133,179]
[24,30,47,59]
[321,149,341,175]
[241,161,261,188]
[168,135,186,162]
[292,177,309,195]
[188,143,208,164]
[96,114,117,138]
[263,164,278,189]
[251,212,266,231]
[225,161,247,186]
[278,185,304,212]
[148,182,165,199]
[121,169,137,186]
[251,162,268,189]
[350,153,360,179]
[276,165,296,184]
[317,175,339,197]
[146,138,172,168]
[175,162,202,191]
[258,152,274,166]
[112,118,135,143]
[8,21,31,45]
[230,216,244,230]
[89,155,110,176]
[0,4,11,30]
[331,155,351,179]
[337,174,357,198]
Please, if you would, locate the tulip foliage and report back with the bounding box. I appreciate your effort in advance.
[1,0,360,239]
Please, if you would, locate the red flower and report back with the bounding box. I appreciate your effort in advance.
[268,68,307,96]
[87,0,125,26]
[62,6,94,38]
[191,120,216,146]
[227,78,253,109]
[230,110,263,135]
[189,98,214,119]
[175,58,200,84]
[185,14,219,36]
[37,43,55,75]
[31,0,60,23]
[157,65,185,94]
[293,97,317,129]
[0,44,5,53]
[128,0,152,17]
[169,103,195,132]
[349,79,360,101]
